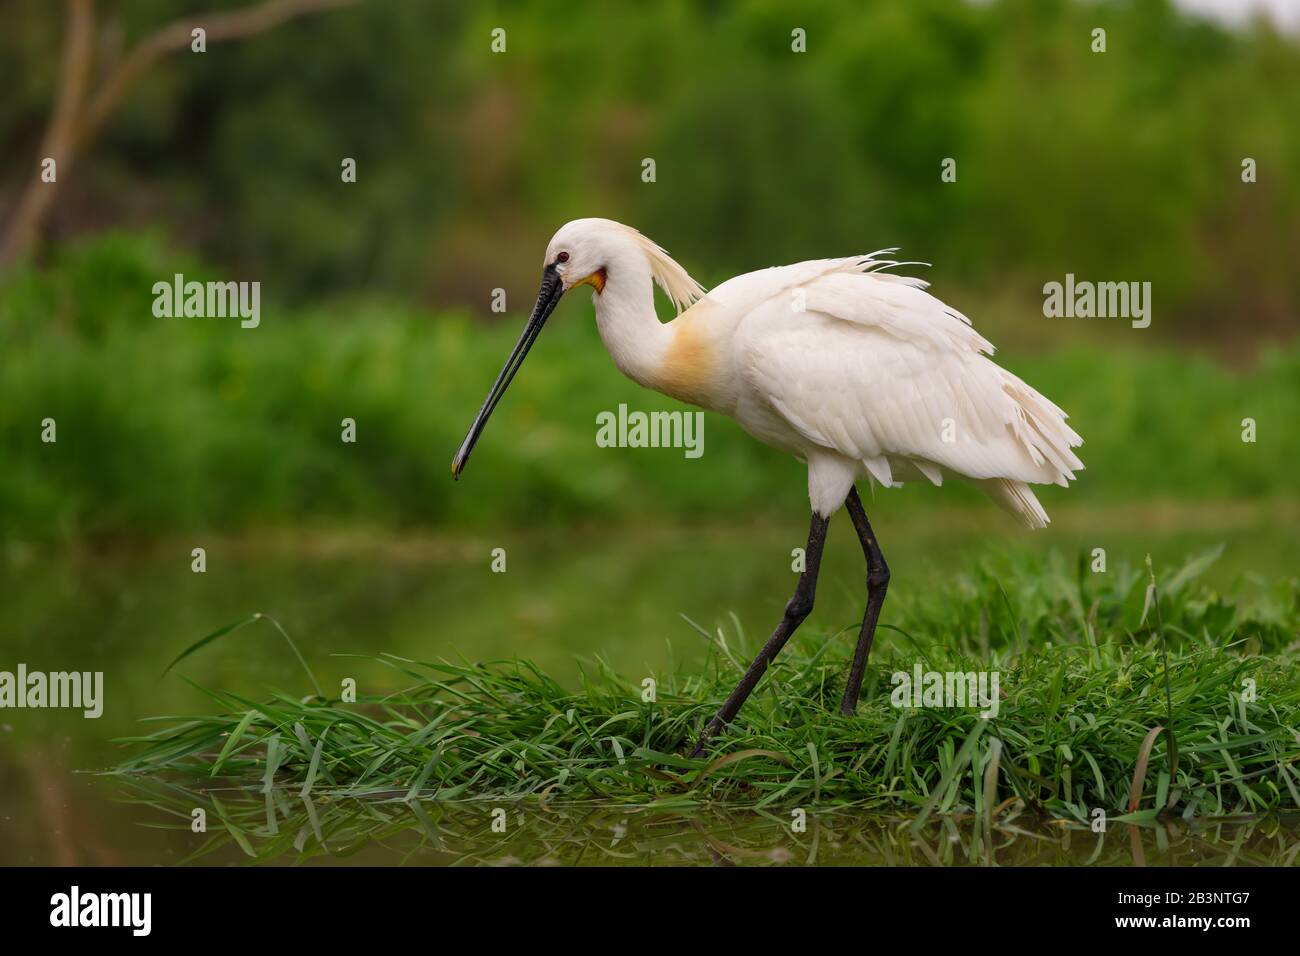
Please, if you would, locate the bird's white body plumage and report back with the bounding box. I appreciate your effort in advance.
[546,219,1083,526]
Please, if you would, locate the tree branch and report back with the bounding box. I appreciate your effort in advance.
[0,0,360,268]
[0,0,96,265]
[78,0,360,148]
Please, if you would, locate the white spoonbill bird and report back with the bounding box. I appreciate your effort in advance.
[452,218,1083,756]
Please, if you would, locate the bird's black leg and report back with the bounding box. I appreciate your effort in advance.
[840,485,890,715]
[690,511,829,757]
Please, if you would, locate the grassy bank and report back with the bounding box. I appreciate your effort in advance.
[113,549,1300,859]
[4,235,1299,544]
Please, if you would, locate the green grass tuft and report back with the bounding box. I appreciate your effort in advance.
[112,548,1300,846]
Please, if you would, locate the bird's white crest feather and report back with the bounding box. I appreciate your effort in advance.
[605,221,706,314]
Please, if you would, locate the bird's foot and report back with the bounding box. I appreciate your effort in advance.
[689,716,726,759]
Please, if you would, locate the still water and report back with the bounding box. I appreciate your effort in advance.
[1,502,1295,865]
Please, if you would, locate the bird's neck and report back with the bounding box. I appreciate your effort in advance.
[592,254,725,411]
[591,264,672,392]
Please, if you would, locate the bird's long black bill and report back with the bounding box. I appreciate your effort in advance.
[451,266,565,479]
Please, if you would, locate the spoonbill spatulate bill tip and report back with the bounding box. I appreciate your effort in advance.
[453,217,1083,756]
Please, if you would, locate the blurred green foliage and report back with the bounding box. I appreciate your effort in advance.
[2,1,1297,542]
[1,232,1296,542]
[1,0,1297,340]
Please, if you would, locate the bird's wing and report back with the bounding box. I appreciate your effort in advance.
[736,266,1083,490]
[708,253,917,314]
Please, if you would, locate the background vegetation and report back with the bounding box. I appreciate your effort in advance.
[3,0,1298,332]
[2,232,1299,543]
[2,0,1298,544]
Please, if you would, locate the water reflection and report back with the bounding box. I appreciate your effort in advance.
[107,776,1300,867]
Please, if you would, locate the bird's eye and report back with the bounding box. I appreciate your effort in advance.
[556,251,570,264]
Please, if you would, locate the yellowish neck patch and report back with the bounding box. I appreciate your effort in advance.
[654,302,717,409]
[573,268,607,293]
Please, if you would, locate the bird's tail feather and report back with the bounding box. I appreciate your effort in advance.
[1000,373,1084,486]
[981,478,1050,529]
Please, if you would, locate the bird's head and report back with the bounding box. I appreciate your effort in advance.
[451,219,703,480]
[543,218,618,296]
